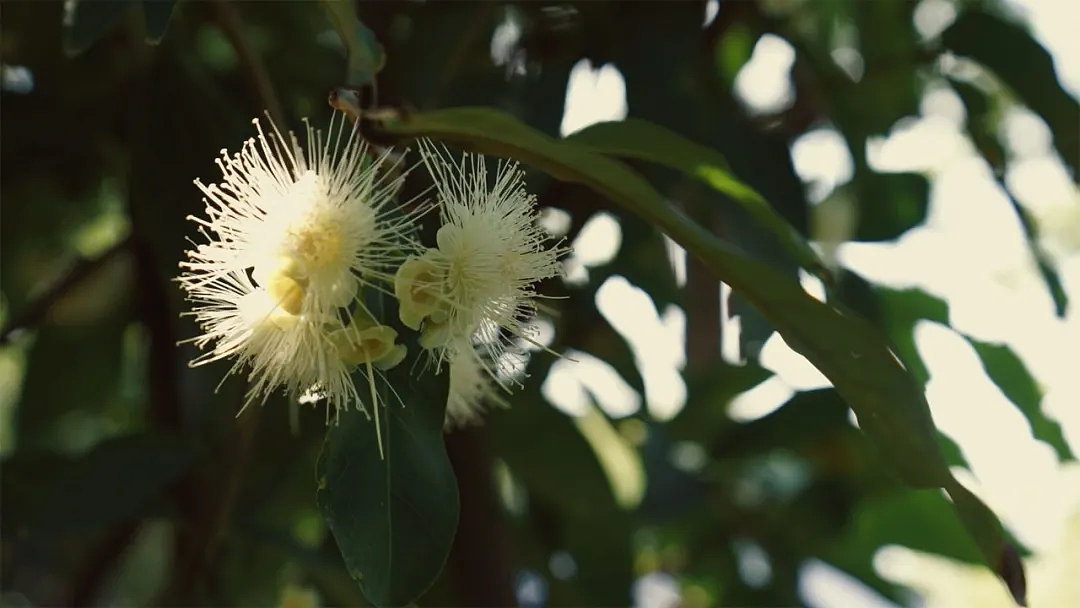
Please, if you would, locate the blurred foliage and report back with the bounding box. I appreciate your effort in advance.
[2,0,1074,606]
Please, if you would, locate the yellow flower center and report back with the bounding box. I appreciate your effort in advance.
[291,221,345,274]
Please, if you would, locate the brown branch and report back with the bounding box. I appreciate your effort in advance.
[0,237,132,347]
[202,402,262,567]
[445,425,516,606]
[674,178,723,371]
[67,520,141,607]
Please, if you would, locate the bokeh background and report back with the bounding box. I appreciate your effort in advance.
[2,0,1078,606]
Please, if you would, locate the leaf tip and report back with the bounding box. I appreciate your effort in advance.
[997,542,1027,606]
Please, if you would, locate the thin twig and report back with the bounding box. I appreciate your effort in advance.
[67,520,141,607]
[0,237,132,346]
[203,401,262,566]
[213,0,288,131]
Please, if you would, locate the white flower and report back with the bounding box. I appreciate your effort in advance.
[395,140,569,391]
[178,115,417,420]
[444,345,507,430]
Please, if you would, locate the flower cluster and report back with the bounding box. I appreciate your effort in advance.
[178,114,567,431]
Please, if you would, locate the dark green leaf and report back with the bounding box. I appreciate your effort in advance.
[943,10,1080,179]
[316,347,457,607]
[712,389,855,459]
[141,0,178,44]
[876,286,948,387]
[320,0,386,86]
[63,0,136,56]
[851,172,930,241]
[376,107,1026,603]
[567,119,830,284]
[850,282,969,469]
[16,320,130,446]
[967,339,1074,462]
[949,482,1029,605]
[667,361,773,444]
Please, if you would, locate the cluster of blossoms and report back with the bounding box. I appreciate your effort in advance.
[178,113,567,431]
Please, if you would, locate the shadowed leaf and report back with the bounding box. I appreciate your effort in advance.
[316,294,457,606]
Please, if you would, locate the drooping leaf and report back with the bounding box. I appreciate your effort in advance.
[319,0,386,86]
[63,0,137,56]
[376,106,1027,604]
[567,119,830,284]
[316,343,457,607]
[871,285,969,468]
[942,9,1080,180]
[967,338,1074,462]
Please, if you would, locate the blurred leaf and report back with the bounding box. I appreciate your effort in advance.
[607,212,683,311]
[852,0,922,136]
[320,0,386,86]
[875,285,948,387]
[492,374,634,606]
[141,0,178,44]
[62,0,136,56]
[2,433,196,540]
[567,119,830,284]
[851,172,930,241]
[870,285,968,469]
[942,9,1080,179]
[949,483,1028,605]
[316,344,457,606]
[951,77,1069,317]
[639,422,709,522]
[16,319,129,446]
[822,487,985,601]
[841,279,969,469]
[712,389,854,459]
[377,106,1026,603]
[967,339,1074,462]
[667,361,773,443]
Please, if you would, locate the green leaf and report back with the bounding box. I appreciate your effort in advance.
[316,346,457,606]
[851,172,930,241]
[667,362,773,444]
[868,286,968,468]
[876,286,949,387]
[63,0,137,56]
[376,106,1027,605]
[967,338,1074,462]
[942,10,1080,180]
[950,77,1069,317]
[2,433,196,540]
[141,0,178,44]
[16,320,129,446]
[567,119,830,285]
[319,0,386,86]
